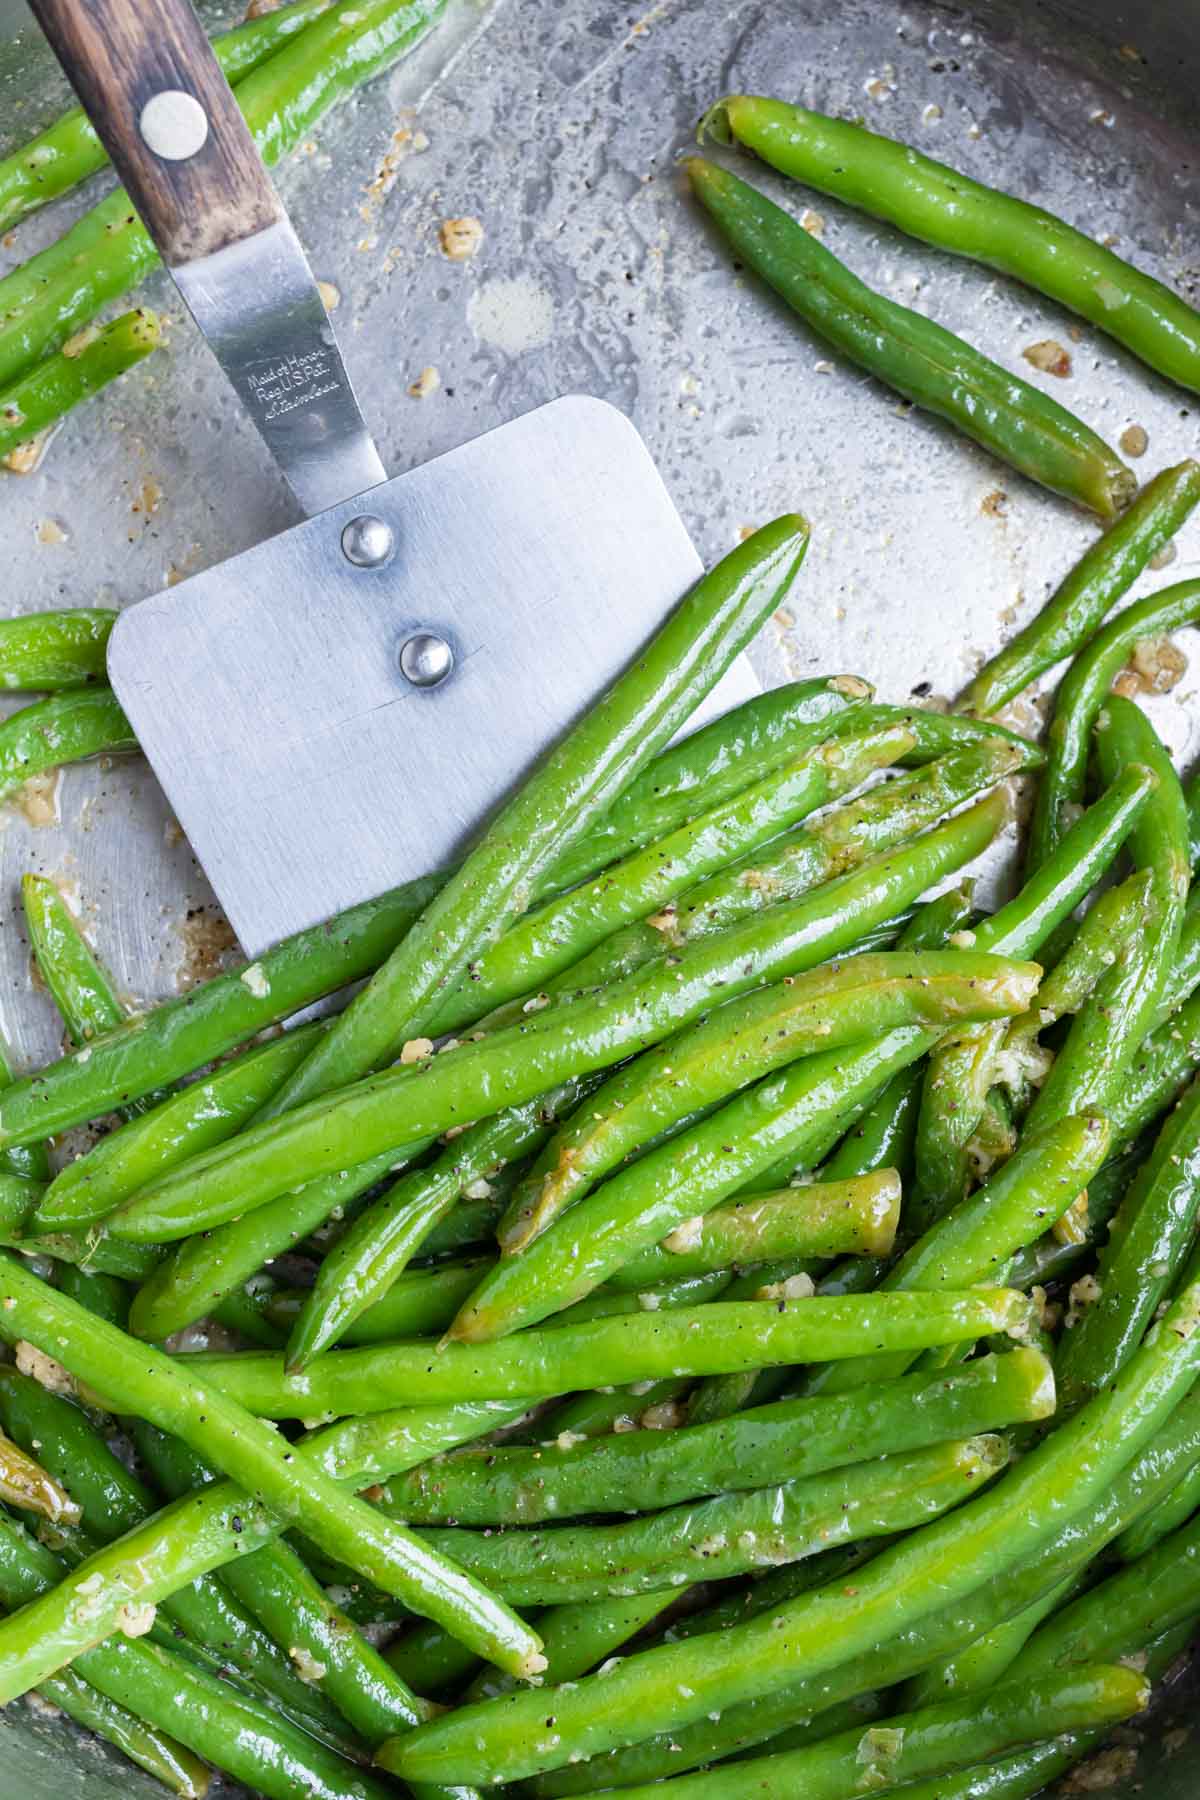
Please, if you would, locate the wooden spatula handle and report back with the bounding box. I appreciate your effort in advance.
[27,0,283,266]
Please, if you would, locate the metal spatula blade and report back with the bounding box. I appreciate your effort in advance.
[108,398,757,953]
[30,0,758,955]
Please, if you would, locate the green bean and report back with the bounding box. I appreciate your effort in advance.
[451,952,1037,1343]
[908,762,1156,1229]
[380,1348,1052,1526]
[604,1174,900,1290]
[499,944,1017,1264]
[994,872,1153,1112]
[1059,1078,1200,1410]
[704,95,1200,396]
[903,1577,1079,1707]
[0,1366,349,1734]
[25,1667,212,1797]
[1014,1515,1200,1680]
[463,1591,675,1702]
[127,1140,431,1342]
[264,1257,487,1346]
[134,1425,430,1747]
[687,158,1134,517]
[0,1423,78,1523]
[806,1112,1110,1398]
[0,1513,391,1800]
[421,719,913,1039]
[0,1037,47,1185]
[0,688,134,805]
[565,1663,1146,1800]
[383,1275,1200,1786]
[408,1437,1008,1606]
[1109,990,1200,1151]
[963,468,1200,716]
[1005,1151,1137,1291]
[0,0,332,231]
[38,1023,324,1230]
[261,518,809,1118]
[187,1291,1035,1419]
[0,0,448,389]
[0,309,163,459]
[1116,1452,1200,1562]
[509,737,1027,1018]
[864,706,1042,768]
[286,1078,594,1368]
[538,1384,1200,1795]
[1029,578,1200,870]
[548,677,871,888]
[0,1257,544,1682]
[109,794,1008,1244]
[1027,698,1189,1135]
[0,608,116,693]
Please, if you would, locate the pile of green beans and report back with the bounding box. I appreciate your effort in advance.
[7,172,1200,1795]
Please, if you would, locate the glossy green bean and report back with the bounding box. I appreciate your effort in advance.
[451,952,1036,1343]
[1012,1515,1200,1678]
[186,1292,1035,1419]
[499,940,1021,1263]
[1005,1151,1136,1290]
[38,1022,324,1230]
[0,309,162,458]
[704,95,1200,397]
[1058,1077,1200,1410]
[135,1424,430,1746]
[264,1256,488,1346]
[903,1576,1078,1707]
[546,676,871,886]
[0,688,134,804]
[1027,697,1189,1134]
[960,464,1200,716]
[0,0,332,230]
[286,1078,594,1368]
[687,158,1134,517]
[510,736,1026,1017]
[1109,989,1200,1151]
[0,1366,348,1733]
[0,608,116,693]
[864,707,1042,768]
[1116,1451,1200,1562]
[0,1036,47,1185]
[0,1256,544,1682]
[409,1437,1008,1606]
[25,1667,212,1797]
[127,1139,433,1341]
[1029,577,1200,870]
[0,0,447,389]
[422,719,912,1038]
[0,1423,77,1522]
[605,1173,900,1290]
[531,1387,1200,1794]
[380,1348,1052,1526]
[462,1591,675,1703]
[262,517,810,1116]
[807,1112,1109,1398]
[564,1663,1146,1800]
[909,763,1156,1226]
[0,1512,391,1800]
[383,1276,1200,1786]
[109,794,1007,1245]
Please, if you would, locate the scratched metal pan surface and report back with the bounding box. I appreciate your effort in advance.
[0,0,1199,1791]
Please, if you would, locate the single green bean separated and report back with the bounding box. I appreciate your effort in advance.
[0,687,135,804]
[687,157,1134,517]
[0,606,116,692]
[704,94,1200,395]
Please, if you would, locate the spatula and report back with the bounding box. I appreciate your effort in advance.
[27,0,757,955]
